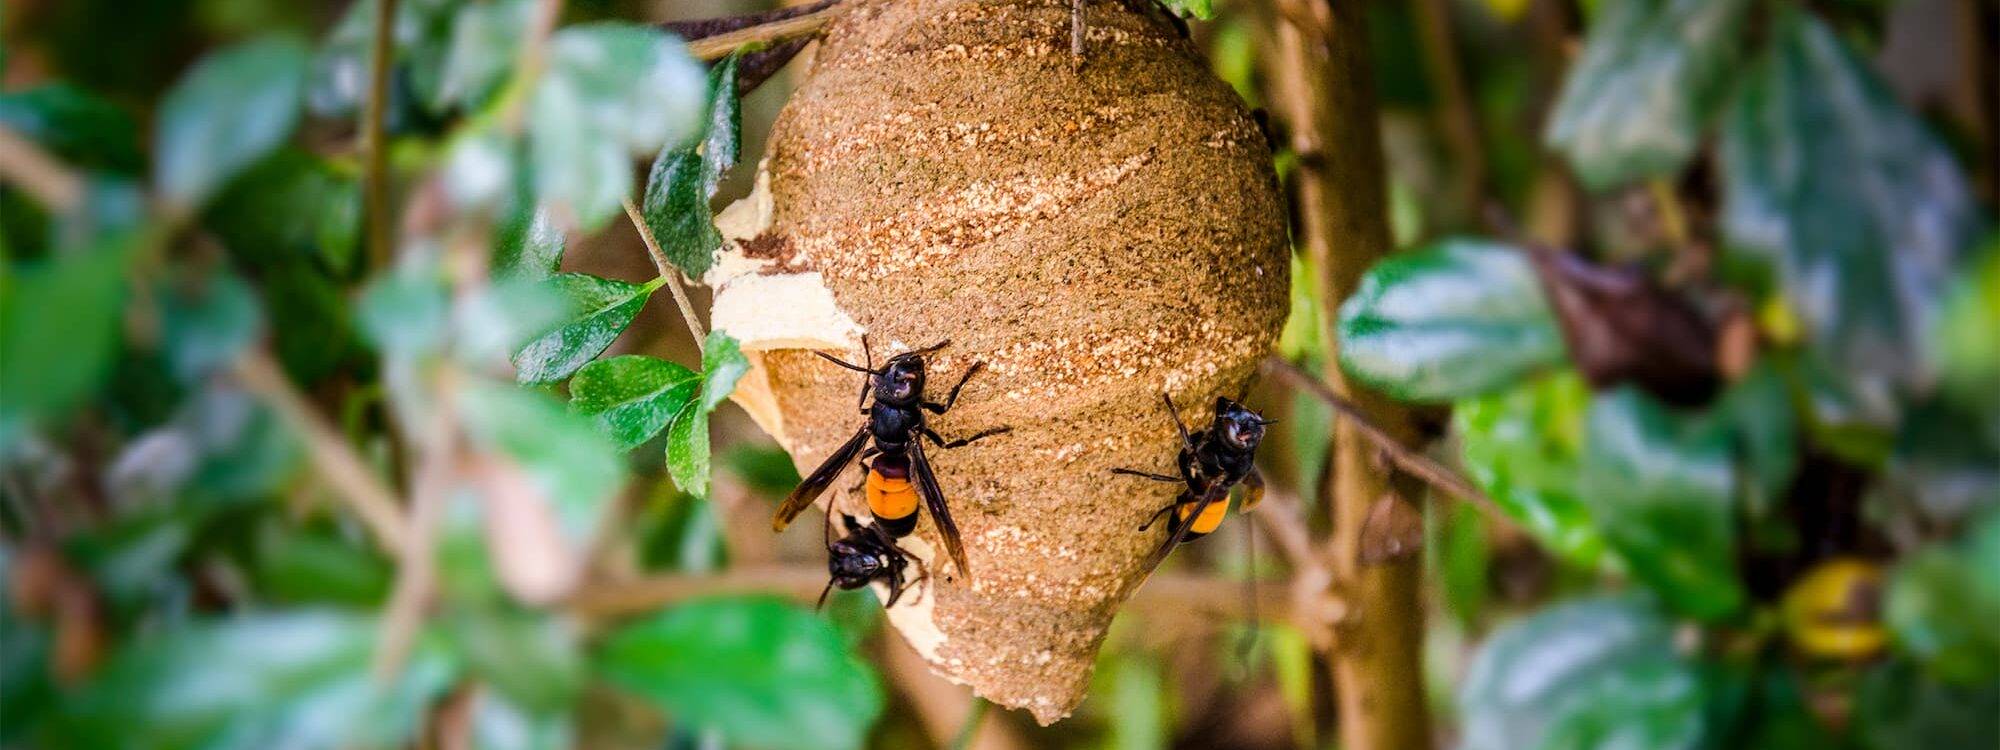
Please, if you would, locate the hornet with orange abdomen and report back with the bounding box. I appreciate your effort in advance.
[772,337,1008,579]
[1113,394,1271,568]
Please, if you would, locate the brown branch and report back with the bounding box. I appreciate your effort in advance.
[0,124,84,212]
[687,4,845,61]
[231,349,410,551]
[372,374,457,682]
[1263,356,1506,520]
[1266,3,1433,746]
[621,199,708,351]
[360,0,399,270]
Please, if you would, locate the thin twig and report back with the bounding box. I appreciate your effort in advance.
[1648,177,1690,248]
[232,349,410,551]
[622,198,708,350]
[0,124,84,212]
[372,374,457,682]
[687,4,845,60]
[1261,356,1506,521]
[360,0,399,270]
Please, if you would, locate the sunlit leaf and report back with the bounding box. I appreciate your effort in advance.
[570,331,748,496]
[596,597,883,750]
[154,34,309,211]
[1456,371,1602,566]
[53,611,457,750]
[1337,238,1566,401]
[1581,388,1744,620]
[1720,8,1985,429]
[1545,0,1751,189]
[1460,596,1707,750]
[511,273,663,384]
[530,24,707,230]
[493,200,566,283]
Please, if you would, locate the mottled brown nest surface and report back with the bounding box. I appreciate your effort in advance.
[721,0,1287,723]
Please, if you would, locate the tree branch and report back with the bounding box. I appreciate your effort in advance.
[232,349,410,552]
[1262,356,1506,520]
[686,4,845,61]
[0,124,84,212]
[360,0,399,270]
[621,199,708,351]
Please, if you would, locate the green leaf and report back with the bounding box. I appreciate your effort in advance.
[570,355,701,450]
[1931,242,2000,438]
[570,332,748,496]
[437,0,534,111]
[638,54,740,279]
[0,83,143,173]
[251,525,392,606]
[306,0,461,119]
[1719,8,1985,429]
[1544,0,1751,189]
[355,259,450,358]
[0,233,132,444]
[1886,398,2000,527]
[1157,0,1214,20]
[1456,371,1603,566]
[530,24,707,230]
[1704,360,1798,520]
[493,200,566,282]
[596,597,883,750]
[510,273,661,384]
[1854,659,2000,749]
[469,690,573,750]
[205,150,362,278]
[1460,596,1707,750]
[158,271,261,383]
[1884,513,2000,685]
[1337,238,1566,401]
[154,34,310,211]
[457,379,627,546]
[452,610,585,715]
[1581,387,1745,620]
[54,611,456,750]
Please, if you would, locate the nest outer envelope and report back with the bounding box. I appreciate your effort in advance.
[712,0,1287,724]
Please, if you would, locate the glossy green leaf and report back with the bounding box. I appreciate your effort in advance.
[158,271,261,383]
[53,611,457,750]
[570,355,701,450]
[570,332,748,496]
[1456,371,1603,566]
[457,379,627,546]
[530,24,707,230]
[511,273,662,384]
[1719,8,1984,429]
[1545,0,1750,189]
[1884,513,2000,685]
[493,200,566,283]
[1460,597,1707,750]
[0,234,132,445]
[1581,387,1744,620]
[639,54,741,279]
[154,34,310,211]
[1337,238,1565,401]
[596,597,883,750]
[1854,660,2000,750]
[0,83,143,173]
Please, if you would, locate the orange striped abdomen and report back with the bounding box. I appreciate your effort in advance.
[866,456,919,536]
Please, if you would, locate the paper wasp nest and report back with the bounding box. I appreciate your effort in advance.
[708,0,1286,723]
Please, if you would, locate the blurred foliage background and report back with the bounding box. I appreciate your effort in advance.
[0,0,1994,748]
